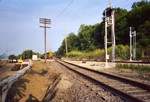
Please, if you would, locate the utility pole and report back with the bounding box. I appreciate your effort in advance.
[64,25,68,56]
[110,0,112,9]
[39,18,51,63]
[48,41,51,52]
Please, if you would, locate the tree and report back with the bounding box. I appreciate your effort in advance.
[114,8,128,45]
[9,54,16,62]
[22,50,33,59]
[127,0,150,59]
[132,0,150,8]
[55,0,150,60]
[78,24,102,51]
[67,33,80,51]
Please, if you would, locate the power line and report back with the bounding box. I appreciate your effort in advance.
[70,0,107,27]
[53,0,74,23]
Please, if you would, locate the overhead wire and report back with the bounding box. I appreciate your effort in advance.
[70,0,135,31]
[70,0,109,27]
[52,0,136,32]
[52,0,74,24]
[52,0,102,31]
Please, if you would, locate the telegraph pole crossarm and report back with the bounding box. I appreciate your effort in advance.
[39,18,51,63]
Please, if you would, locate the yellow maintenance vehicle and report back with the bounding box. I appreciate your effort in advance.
[18,57,23,63]
[48,52,53,59]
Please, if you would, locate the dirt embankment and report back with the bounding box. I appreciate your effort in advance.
[6,61,61,102]
[0,63,16,81]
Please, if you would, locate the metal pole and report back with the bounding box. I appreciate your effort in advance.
[105,10,108,67]
[111,10,115,62]
[135,31,136,59]
[132,32,135,60]
[133,31,136,60]
[130,27,132,61]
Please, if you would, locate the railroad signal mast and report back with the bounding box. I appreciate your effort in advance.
[39,18,51,63]
[130,27,136,61]
[105,0,116,67]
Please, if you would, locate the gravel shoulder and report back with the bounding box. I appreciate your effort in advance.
[64,60,150,84]
[48,60,125,102]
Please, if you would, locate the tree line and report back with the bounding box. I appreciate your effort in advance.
[54,0,150,60]
[9,50,41,61]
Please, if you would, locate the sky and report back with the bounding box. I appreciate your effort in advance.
[0,0,141,56]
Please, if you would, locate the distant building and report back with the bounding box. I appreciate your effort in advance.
[32,55,38,60]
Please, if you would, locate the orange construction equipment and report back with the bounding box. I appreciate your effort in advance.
[48,52,53,59]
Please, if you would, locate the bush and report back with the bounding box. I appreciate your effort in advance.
[115,45,130,59]
[91,49,105,60]
[67,44,142,61]
[67,51,86,58]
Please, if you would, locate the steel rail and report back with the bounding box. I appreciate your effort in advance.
[60,59,150,92]
[55,59,145,102]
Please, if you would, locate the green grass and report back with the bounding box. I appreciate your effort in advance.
[116,63,150,72]
[36,60,41,62]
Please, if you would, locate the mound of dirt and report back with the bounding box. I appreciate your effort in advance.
[6,61,61,102]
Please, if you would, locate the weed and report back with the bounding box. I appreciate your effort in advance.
[120,70,124,73]
[116,63,150,73]
[36,60,41,62]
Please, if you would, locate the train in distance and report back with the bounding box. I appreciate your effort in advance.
[41,52,53,59]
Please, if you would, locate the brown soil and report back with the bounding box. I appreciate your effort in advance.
[0,63,16,81]
[6,61,61,102]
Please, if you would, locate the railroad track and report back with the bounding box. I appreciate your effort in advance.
[55,59,150,102]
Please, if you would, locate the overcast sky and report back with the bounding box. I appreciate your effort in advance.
[0,0,141,56]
